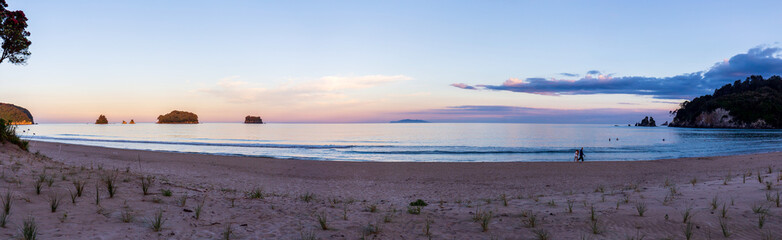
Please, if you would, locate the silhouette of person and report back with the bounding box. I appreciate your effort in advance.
[578,147,585,162]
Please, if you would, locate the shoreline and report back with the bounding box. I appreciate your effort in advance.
[0,141,780,238]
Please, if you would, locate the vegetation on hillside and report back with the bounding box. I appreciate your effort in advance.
[0,118,28,150]
[670,75,782,128]
[157,110,198,124]
[95,115,108,124]
[0,103,33,124]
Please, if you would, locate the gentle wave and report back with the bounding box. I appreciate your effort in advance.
[27,136,357,149]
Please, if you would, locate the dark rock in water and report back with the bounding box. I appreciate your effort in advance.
[390,119,430,123]
[634,116,656,127]
[661,121,668,126]
[157,110,198,124]
[95,115,108,124]
[0,102,34,125]
[669,75,782,128]
[244,115,264,124]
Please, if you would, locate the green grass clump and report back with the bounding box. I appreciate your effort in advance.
[72,180,85,197]
[121,209,134,223]
[409,199,428,207]
[48,194,61,212]
[102,174,118,198]
[316,212,329,230]
[300,192,314,202]
[160,189,172,197]
[0,119,29,151]
[148,210,165,232]
[246,188,263,199]
[635,202,647,217]
[141,176,153,195]
[20,217,37,240]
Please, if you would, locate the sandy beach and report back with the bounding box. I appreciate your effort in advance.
[0,141,780,239]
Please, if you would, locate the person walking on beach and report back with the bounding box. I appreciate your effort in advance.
[578,147,585,162]
[574,150,580,162]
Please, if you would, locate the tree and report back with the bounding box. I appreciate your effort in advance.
[0,0,31,65]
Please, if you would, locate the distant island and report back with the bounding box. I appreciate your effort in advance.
[0,103,34,125]
[669,75,782,128]
[129,119,135,124]
[634,116,656,127]
[95,115,108,124]
[390,119,430,123]
[157,110,199,124]
[244,115,264,124]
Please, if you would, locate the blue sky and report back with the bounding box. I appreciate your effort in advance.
[2,1,782,123]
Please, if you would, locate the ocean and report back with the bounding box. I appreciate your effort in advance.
[17,123,782,162]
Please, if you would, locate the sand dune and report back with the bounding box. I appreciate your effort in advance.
[0,141,780,239]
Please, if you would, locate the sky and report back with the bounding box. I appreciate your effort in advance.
[2,0,782,123]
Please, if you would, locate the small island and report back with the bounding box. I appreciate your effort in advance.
[244,115,264,124]
[634,116,656,127]
[669,75,782,128]
[0,103,34,125]
[390,119,430,123]
[129,119,135,124]
[95,115,108,124]
[157,110,199,124]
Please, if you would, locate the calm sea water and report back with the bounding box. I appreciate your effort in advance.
[16,123,782,162]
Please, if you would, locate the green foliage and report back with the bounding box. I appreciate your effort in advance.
[0,1,32,65]
[0,118,28,151]
[671,75,782,128]
[157,110,198,124]
[409,199,428,207]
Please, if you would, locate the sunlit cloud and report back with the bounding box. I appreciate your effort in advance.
[200,74,412,104]
[454,46,782,99]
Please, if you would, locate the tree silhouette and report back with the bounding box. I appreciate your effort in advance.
[0,0,31,65]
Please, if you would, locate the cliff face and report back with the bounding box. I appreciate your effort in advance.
[669,108,772,128]
[244,116,263,124]
[157,110,199,124]
[0,103,34,125]
[670,75,782,129]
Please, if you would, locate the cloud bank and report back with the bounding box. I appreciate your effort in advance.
[452,46,782,99]
[200,75,411,103]
[407,105,670,124]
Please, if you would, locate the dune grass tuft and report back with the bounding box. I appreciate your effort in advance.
[316,212,329,230]
[533,229,551,240]
[161,189,172,197]
[148,210,165,232]
[102,173,118,198]
[683,222,693,240]
[141,176,153,195]
[121,209,134,223]
[300,192,315,203]
[2,191,11,215]
[48,194,61,212]
[221,224,234,240]
[477,209,492,232]
[195,196,206,220]
[246,188,263,199]
[20,217,37,240]
[72,180,85,197]
[634,202,647,217]
[681,207,692,223]
[718,217,731,237]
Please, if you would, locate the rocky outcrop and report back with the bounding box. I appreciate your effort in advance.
[635,116,656,127]
[157,110,198,124]
[129,119,135,124]
[95,115,108,124]
[669,108,772,128]
[0,103,34,125]
[390,119,429,123]
[244,116,263,124]
[122,120,127,124]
